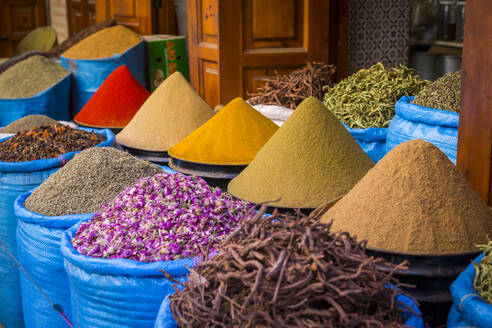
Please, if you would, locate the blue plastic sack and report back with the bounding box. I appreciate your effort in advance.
[0,73,71,126]
[15,163,166,328]
[61,40,146,117]
[386,96,459,164]
[154,291,425,328]
[61,219,195,328]
[161,166,177,174]
[447,254,492,328]
[343,123,387,163]
[0,127,113,328]
[15,191,92,328]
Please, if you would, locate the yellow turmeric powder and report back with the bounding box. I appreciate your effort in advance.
[168,97,279,165]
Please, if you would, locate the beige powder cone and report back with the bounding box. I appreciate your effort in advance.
[116,72,214,151]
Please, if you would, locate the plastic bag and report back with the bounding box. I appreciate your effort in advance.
[343,124,387,163]
[61,40,146,117]
[15,191,92,328]
[61,219,195,328]
[154,292,425,328]
[447,254,492,328]
[15,162,169,328]
[0,127,113,328]
[0,73,71,126]
[386,96,459,164]
[250,104,293,126]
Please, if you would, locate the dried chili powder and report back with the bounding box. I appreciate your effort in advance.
[0,124,105,162]
[74,65,150,128]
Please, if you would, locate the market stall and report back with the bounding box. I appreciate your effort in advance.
[0,1,490,328]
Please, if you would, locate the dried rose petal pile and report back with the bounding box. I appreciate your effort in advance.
[71,173,255,262]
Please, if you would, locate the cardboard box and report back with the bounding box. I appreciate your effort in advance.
[143,35,189,91]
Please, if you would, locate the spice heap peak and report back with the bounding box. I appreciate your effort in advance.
[74,65,150,129]
[228,96,374,208]
[116,71,214,151]
[0,115,58,133]
[322,139,492,254]
[0,55,68,99]
[61,25,142,60]
[25,147,161,216]
[412,70,461,112]
[168,97,278,165]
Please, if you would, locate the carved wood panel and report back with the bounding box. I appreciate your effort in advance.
[188,0,343,107]
[67,0,96,35]
[0,0,47,57]
[96,0,175,35]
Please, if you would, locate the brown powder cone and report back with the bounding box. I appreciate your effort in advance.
[321,139,492,255]
[227,96,374,208]
[116,72,214,151]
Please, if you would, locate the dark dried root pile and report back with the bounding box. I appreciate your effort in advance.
[166,207,414,328]
[248,62,336,109]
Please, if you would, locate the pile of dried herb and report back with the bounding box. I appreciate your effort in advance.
[323,63,430,128]
[0,115,58,133]
[25,147,162,216]
[0,124,105,162]
[0,55,68,99]
[412,70,462,112]
[249,62,336,110]
[0,50,49,75]
[474,240,492,304]
[168,207,412,327]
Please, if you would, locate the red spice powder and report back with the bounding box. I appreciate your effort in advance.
[74,65,150,128]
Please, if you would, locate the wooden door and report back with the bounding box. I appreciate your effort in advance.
[188,0,341,107]
[96,0,176,35]
[67,0,97,35]
[0,0,48,57]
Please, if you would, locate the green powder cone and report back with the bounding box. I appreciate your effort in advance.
[228,96,374,208]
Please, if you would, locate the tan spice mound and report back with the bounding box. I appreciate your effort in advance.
[228,97,374,208]
[61,25,142,60]
[321,139,492,255]
[116,72,214,151]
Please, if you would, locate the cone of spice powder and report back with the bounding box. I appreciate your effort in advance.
[228,97,374,209]
[74,65,150,129]
[116,72,214,151]
[61,25,142,60]
[168,98,278,165]
[321,139,492,255]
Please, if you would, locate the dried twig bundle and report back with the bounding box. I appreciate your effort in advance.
[167,207,413,327]
[249,62,336,109]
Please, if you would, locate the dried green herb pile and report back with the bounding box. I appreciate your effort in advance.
[474,240,492,304]
[0,50,49,75]
[412,70,461,112]
[0,115,58,133]
[0,124,105,162]
[25,147,162,216]
[0,55,68,99]
[248,62,336,109]
[168,207,411,327]
[323,63,430,128]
